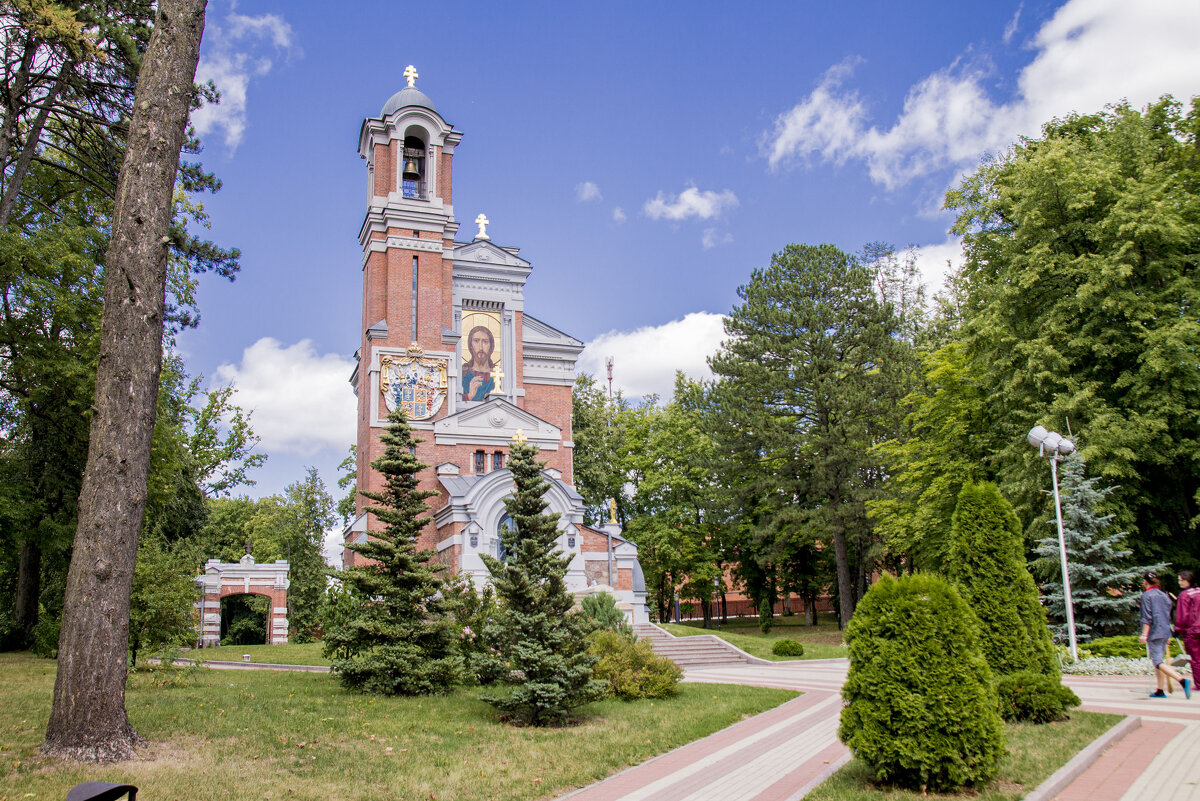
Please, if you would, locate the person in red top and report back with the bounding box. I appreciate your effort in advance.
[1176,570,1200,677]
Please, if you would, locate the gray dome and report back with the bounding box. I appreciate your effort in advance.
[381,86,437,117]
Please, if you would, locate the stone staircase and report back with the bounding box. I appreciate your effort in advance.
[633,622,762,668]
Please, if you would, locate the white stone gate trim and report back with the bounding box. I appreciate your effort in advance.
[195,554,290,647]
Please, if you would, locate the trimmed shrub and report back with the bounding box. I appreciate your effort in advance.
[995,671,1081,723]
[590,629,682,700]
[840,574,1004,792]
[947,482,1058,677]
[772,638,805,657]
[581,591,633,636]
[1086,635,1181,659]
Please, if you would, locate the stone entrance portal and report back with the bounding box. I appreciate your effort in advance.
[195,554,290,646]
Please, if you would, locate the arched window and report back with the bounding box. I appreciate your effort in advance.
[497,514,516,562]
[401,134,427,199]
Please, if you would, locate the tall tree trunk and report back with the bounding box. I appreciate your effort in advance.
[13,540,41,644]
[832,526,854,627]
[830,480,856,626]
[42,0,207,763]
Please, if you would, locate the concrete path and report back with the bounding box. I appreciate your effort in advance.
[1057,674,1200,801]
[559,659,1200,801]
[558,659,851,801]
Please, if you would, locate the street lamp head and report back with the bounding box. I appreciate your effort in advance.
[1027,425,1074,456]
[1027,425,1049,447]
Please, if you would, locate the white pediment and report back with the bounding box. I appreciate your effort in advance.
[522,314,582,348]
[452,240,530,269]
[433,398,561,450]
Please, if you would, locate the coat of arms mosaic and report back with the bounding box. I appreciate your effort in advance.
[380,345,448,420]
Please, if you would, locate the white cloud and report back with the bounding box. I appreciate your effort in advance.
[213,338,356,457]
[763,0,1200,187]
[701,228,733,249]
[577,312,727,400]
[907,237,965,291]
[323,528,344,569]
[644,185,739,221]
[612,206,627,223]
[193,12,297,150]
[575,181,602,202]
[1003,3,1023,44]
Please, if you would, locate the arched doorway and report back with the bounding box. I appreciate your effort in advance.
[195,554,290,647]
[219,593,272,645]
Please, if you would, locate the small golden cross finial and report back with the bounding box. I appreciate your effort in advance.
[403,65,419,88]
[491,365,504,393]
[474,213,490,240]
[512,428,528,445]
[608,498,618,525]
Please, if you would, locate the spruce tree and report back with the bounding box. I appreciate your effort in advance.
[323,409,460,694]
[481,436,605,725]
[947,482,1058,677]
[1033,452,1161,641]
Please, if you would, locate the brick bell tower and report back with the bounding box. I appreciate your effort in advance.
[344,67,648,622]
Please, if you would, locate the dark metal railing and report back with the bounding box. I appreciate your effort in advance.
[401,179,427,200]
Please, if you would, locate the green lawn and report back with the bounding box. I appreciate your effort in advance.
[658,613,848,660]
[808,710,1121,801]
[1,651,796,801]
[189,642,330,666]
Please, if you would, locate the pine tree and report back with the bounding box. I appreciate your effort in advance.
[947,482,1058,677]
[481,436,605,725]
[323,409,460,695]
[1033,452,1160,641]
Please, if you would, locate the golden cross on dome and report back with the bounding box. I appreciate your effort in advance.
[512,428,528,445]
[403,65,418,88]
[474,213,490,240]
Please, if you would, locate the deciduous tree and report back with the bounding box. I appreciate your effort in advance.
[945,97,1200,561]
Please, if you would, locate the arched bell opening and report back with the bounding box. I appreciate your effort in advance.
[401,131,427,199]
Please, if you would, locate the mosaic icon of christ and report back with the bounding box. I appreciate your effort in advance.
[461,320,501,401]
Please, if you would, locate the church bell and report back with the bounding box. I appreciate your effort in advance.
[402,160,421,181]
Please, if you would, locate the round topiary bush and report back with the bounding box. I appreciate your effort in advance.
[840,573,1005,792]
[995,671,1081,723]
[772,638,805,657]
[589,629,683,700]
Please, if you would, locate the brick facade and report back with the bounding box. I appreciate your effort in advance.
[343,73,647,622]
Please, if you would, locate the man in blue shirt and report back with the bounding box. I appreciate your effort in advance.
[1139,571,1191,699]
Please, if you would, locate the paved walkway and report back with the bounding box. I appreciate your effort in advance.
[559,660,1200,801]
[1057,674,1200,801]
[559,659,850,801]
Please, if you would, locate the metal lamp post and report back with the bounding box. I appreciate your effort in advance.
[713,575,721,631]
[1027,425,1078,661]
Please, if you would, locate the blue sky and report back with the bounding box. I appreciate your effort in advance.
[174,0,1200,510]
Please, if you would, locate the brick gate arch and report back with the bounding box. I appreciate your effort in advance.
[195,554,290,647]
